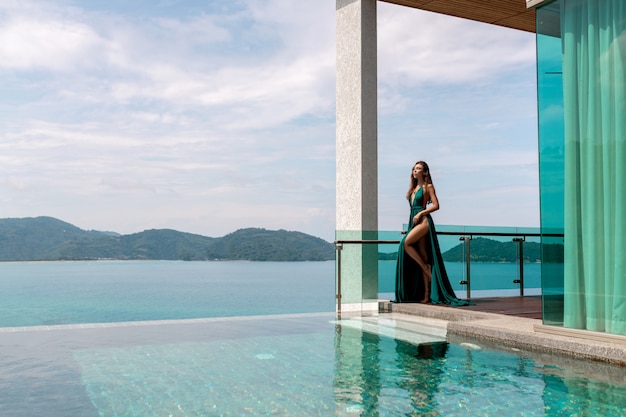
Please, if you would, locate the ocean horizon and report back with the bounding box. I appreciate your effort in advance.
[0,260,336,327]
[0,259,540,327]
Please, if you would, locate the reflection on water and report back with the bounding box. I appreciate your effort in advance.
[333,323,452,416]
[333,319,626,416]
[415,341,449,360]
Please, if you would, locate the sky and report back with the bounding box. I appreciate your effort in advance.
[0,0,539,243]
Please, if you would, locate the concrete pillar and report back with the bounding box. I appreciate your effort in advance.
[336,0,378,314]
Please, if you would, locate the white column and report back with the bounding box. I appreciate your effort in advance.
[336,0,378,313]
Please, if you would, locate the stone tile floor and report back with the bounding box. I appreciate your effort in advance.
[379,299,626,366]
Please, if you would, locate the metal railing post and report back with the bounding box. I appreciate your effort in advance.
[335,243,343,317]
[458,236,472,299]
[513,237,525,296]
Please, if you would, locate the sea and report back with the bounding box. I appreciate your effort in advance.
[0,260,541,327]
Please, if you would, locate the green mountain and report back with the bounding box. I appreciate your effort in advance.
[0,217,334,262]
[441,237,563,263]
[205,228,334,262]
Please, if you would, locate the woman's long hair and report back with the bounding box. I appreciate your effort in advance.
[405,160,433,201]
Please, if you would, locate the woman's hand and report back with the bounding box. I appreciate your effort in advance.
[413,213,422,224]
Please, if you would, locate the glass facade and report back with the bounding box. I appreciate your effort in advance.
[536,0,626,335]
[536,1,565,326]
[334,229,380,311]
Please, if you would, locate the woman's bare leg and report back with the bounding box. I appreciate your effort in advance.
[404,242,428,272]
[404,221,428,267]
[417,237,431,303]
[404,219,431,302]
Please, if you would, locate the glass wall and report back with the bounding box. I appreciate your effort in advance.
[338,226,543,303]
[536,1,565,326]
[537,0,626,335]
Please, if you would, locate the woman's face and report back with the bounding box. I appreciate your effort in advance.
[412,163,424,179]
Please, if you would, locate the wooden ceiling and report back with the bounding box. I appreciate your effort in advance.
[380,0,536,33]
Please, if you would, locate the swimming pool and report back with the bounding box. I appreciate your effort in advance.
[1,312,624,416]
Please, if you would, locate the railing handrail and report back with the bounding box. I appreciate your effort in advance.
[334,231,564,245]
[438,231,563,238]
[334,239,400,244]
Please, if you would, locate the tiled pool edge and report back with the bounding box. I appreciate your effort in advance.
[380,301,626,366]
[0,312,335,333]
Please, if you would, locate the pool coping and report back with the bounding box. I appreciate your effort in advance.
[0,312,335,333]
[3,303,624,367]
[379,301,626,366]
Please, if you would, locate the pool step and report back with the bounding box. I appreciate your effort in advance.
[337,316,447,346]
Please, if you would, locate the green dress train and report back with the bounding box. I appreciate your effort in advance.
[395,186,470,305]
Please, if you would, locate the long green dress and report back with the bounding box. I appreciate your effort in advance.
[395,186,470,305]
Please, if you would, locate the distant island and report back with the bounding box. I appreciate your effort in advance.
[0,217,335,262]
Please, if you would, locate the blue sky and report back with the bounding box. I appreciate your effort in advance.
[0,0,538,242]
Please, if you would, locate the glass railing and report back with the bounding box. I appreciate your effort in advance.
[335,226,564,305]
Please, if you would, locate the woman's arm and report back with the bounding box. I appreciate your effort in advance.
[425,184,439,214]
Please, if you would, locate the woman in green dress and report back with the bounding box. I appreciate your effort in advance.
[395,161,470,305]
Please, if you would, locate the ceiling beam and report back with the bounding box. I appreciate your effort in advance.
[379,0,536,33]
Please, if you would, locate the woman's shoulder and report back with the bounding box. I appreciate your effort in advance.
[425,183,437,199]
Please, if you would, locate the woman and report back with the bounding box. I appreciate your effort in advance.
[395,161,470,305]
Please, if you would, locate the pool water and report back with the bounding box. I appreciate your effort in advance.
[1,313,625,416]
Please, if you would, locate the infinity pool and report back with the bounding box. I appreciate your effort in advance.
[1,313,624,416]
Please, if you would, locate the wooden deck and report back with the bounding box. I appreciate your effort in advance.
[449,295,543,320]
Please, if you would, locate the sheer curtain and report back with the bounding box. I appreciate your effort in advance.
[562,0,626,335]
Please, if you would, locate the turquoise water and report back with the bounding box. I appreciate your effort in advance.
[0,261,335,327]
[0,260,539,327]
[1,261,624,416]
[1,314,624,416]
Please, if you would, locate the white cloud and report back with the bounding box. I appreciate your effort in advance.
[378,3,535,87]
[0,0,336,135]
[153,15,232,46]
[0,19,101,71]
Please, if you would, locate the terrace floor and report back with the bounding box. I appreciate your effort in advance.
[378,296,626,366]
[450,295,542,319]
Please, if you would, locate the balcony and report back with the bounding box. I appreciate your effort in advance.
[334,225,565,320]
